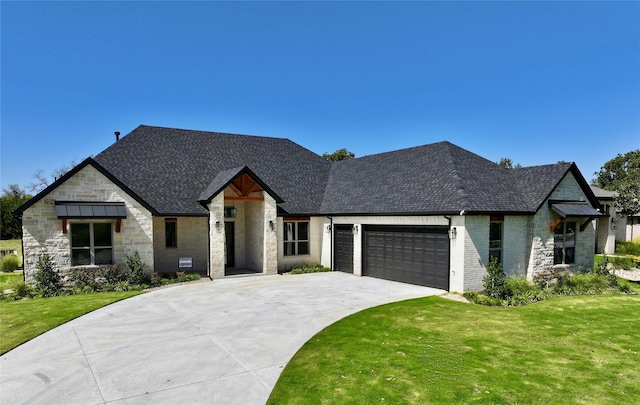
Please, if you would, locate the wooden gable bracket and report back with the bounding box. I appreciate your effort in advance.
[579,218,592,232]
[116,218,122,233]
[550,218,563,233]
[230,173,264,197]
[62,219,68,234]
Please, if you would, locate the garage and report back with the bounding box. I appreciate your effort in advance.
[363,225,450,290]
[334,224,354,273]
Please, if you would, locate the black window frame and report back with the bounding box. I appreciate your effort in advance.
[489,217,503,264]
[283,221,310,256]
[70,222,113,266]
[554,221,576,265]
[165,218,177,248]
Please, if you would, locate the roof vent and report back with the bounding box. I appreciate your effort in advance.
[115,131,120,142]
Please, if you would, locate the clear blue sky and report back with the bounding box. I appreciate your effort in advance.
[2,1,639,191]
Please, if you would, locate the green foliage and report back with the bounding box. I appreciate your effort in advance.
[497,157,522,169]
[482,257,507,299]
[616,241,640,256]
[1,185,32,239]
[594,149,640,217]
[322,148,355,162]
[33,254,62,295]
[609,256,638,270]
[0,255,20,272]
[290,263,331,274]
[125,251,148,285]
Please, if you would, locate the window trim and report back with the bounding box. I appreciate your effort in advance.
[489,216,503,264]
[283,220,310,256]
[70,222,113,266]
[554,221,576,265]
[165,218,178,248]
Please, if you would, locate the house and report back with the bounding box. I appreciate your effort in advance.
[591,185,640,254]
[16,125,603,291]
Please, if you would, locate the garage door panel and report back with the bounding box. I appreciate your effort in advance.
[363,226,449,290]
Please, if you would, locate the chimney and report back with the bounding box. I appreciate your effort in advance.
[115,131,120,142]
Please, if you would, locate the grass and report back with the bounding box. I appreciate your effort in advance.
[0,271,23,291]
[0,291,142,355]
[0,239,22,262]
[269,290,640,404]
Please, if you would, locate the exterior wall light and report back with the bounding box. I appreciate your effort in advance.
[326,224,332,233]
[352,225,359,235]
[215,220,221,230]
[269,220,275,231]
[450,227,457,239]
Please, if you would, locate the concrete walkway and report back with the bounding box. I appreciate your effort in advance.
[1,272,443,404]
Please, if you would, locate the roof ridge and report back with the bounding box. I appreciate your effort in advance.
[444,142,471,212]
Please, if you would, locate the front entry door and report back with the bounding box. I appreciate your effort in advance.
[225,222,235,267]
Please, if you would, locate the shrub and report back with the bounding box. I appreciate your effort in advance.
[99,263,126,284]
[609,256,638,270]
[34,253,62,295]
[290,263,331,274]
[125,251,148,285]
[0,254,20,272]
[482,257,507,299]
[616,241,640,256]
[68,267,100,290]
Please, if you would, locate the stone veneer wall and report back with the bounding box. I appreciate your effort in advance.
[152,216,208,273]
[528,173,597,276]
[502,216,532,277]
[21,165,154,281]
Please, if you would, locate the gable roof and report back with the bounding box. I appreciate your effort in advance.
[319,142,588,215]
[197,165,284,207]
[94,125,331,216]
[19,125,600,218]
[14,157,158,216]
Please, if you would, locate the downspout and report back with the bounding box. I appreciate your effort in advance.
[327,216,333,271]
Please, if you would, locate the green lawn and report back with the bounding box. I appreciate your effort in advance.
[0,292,142,355]
[269,292,640,404]
[0,239,22,262]
[0,271,23,291]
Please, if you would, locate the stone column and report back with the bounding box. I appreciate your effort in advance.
[208,193,225,279]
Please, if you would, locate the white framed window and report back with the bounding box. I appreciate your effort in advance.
[283,221,309,256]
[71,222,113,266]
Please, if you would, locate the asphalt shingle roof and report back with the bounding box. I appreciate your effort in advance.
[94,125,331,215]
[86,125,590,217]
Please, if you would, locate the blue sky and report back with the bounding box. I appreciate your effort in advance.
[2,1,639,191]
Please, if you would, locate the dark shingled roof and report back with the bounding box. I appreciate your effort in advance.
[58,125,594,217]
[319,141,577,215]
[94,125,331,216]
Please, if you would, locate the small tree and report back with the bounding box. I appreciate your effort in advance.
[125,251,148,285]
[483,256,507,299]
[34,253,62,294]
[322,148,355,162]
[1,184,32,239]
[497,158,522,169]
[594,150,640,217]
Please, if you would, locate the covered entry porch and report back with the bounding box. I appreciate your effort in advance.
[198,166,282,279]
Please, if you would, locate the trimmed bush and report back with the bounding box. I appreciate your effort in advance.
[290,263,331,274]
[616,241,640,256]
[0,254,20,272]
[125,251,148,285]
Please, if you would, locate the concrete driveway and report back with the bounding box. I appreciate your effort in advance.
[0,272,443,404]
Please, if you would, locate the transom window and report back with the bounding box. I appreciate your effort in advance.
[71,223,113,266]
[554,221,576,265]
[489,216,503,263]
[283,221,309,256]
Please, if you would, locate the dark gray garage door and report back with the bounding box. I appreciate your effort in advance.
[363,225,449,290]
[334,224,354,273]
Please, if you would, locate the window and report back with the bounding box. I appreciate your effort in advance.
[71,223,113,266]
[554,221,576,265]
[489,217,503,263]
[283,221,309,256]
[165,218,177,248]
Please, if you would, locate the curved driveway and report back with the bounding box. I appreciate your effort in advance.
[1,272,443,404]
